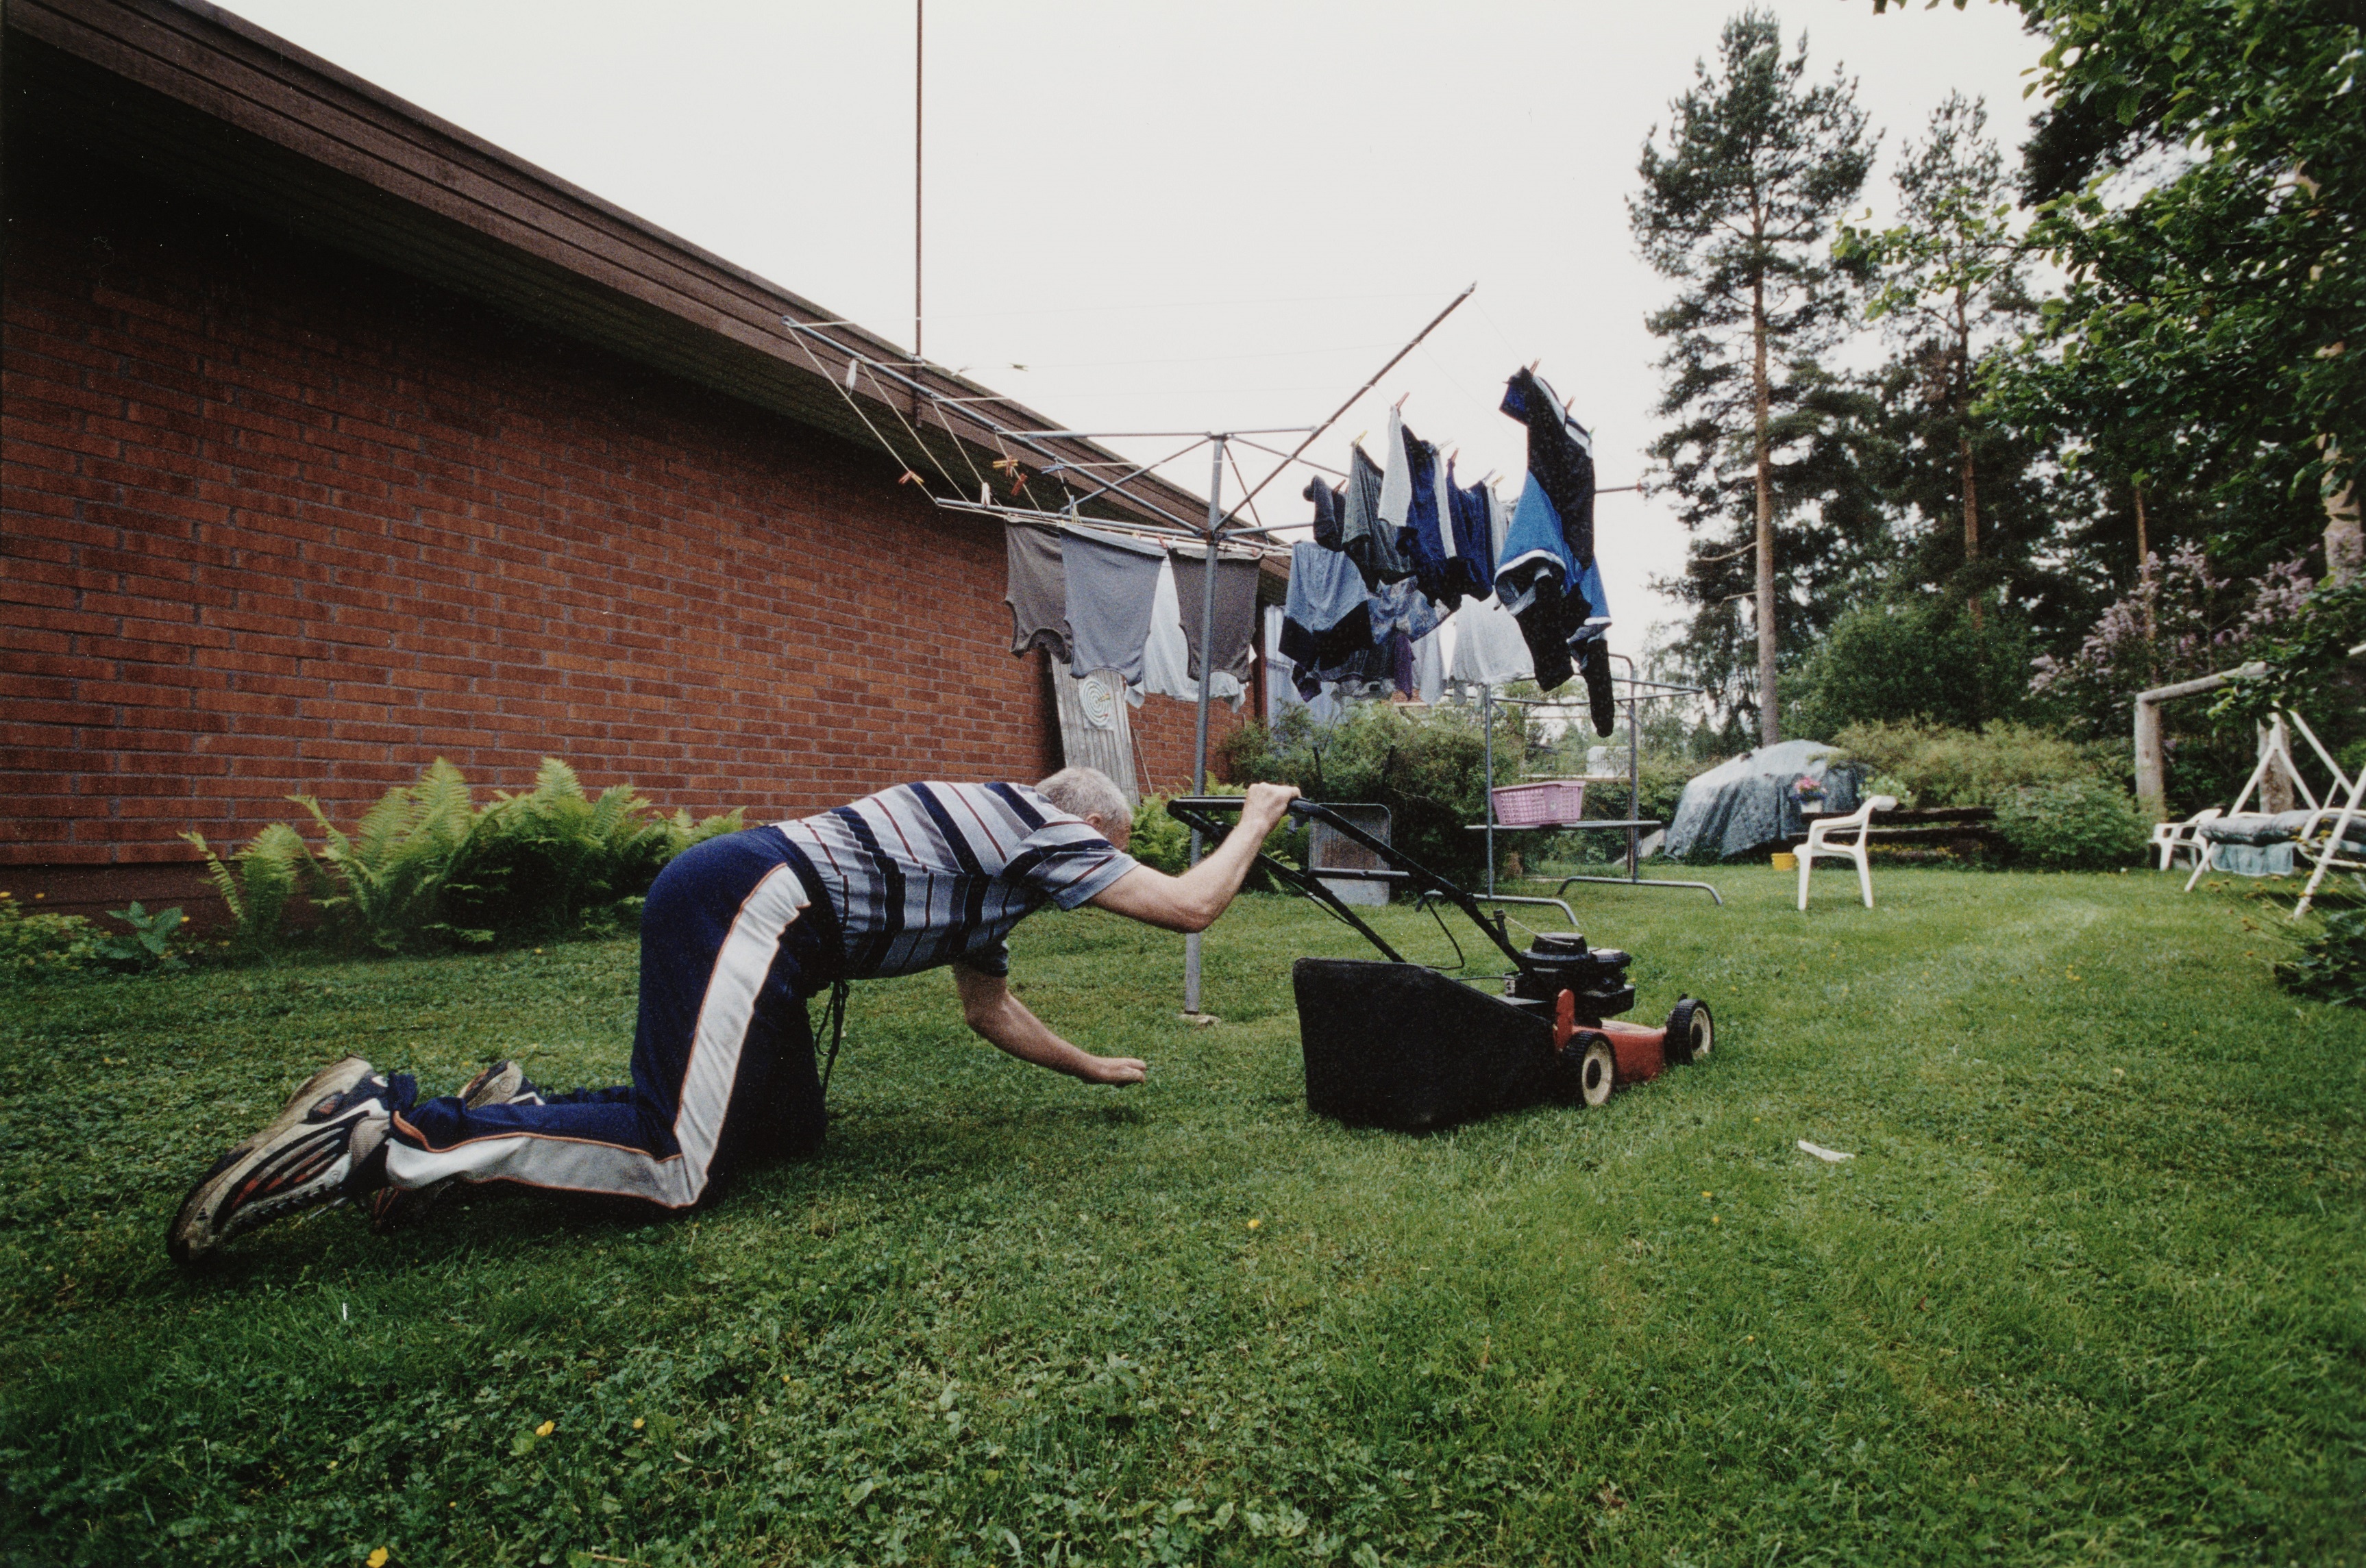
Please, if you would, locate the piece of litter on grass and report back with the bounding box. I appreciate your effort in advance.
[1797,1140,1853,1163]
[1179,1011,1220,1026]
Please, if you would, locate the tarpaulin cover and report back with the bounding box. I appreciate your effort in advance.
[1662,741,1863,862]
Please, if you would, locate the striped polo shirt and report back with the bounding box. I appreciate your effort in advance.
[772,782,1139,980]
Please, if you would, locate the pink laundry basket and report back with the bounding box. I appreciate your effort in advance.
[1489,780,1588,827]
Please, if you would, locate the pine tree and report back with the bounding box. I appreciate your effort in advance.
[1845,94,2035,629]
[1631,10,1875,745]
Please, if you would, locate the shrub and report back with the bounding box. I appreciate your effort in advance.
[1784,594,2036,737]
[1221,703,1507,882]
[2277,906,2366,1006]
[443,759,743,943]
[0,894,101,978]
[1832,720,2104,808]
[189,758,743,956]
[1993,779,2152,869]
[183,823,310,956]
[93,901,188,973]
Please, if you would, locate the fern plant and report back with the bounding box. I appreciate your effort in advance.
[295,758,492,953]
[444,758,745,942]
[181,823,311,954]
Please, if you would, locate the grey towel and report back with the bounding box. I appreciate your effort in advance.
[1338,444,1410,588]
[1169,549,1261,682]
[1005,522,1071,662]
[1062,527,1166,684]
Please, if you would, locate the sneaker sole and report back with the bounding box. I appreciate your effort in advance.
[168,1055,374,1266]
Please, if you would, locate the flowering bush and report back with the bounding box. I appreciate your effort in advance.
[2031,544,2314,723]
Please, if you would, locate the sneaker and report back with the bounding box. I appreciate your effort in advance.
[366,1059,532,1234]
[167,1056,403,1265]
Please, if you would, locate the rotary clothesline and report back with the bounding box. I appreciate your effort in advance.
[775,286,1644,773]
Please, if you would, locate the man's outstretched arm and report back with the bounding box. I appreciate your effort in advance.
[1087,782,1300,932]
[951,962,1146,1085]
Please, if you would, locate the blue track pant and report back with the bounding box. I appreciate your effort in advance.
[384,829,833,1209]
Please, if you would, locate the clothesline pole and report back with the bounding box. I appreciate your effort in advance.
[1183,436,1227,1018]
[1483,684,1498,897]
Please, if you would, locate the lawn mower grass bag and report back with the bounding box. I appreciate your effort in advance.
[1167,799,1713,1133]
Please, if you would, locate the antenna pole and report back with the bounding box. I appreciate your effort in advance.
[1183,435,1225,1018]
[913,0,924,364]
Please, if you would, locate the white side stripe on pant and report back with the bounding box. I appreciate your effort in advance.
[384,867,810,1206]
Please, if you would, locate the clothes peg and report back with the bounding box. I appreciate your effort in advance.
[1392,392,1410,411]
[978,483,990,505]
[1527,359,1540,372]
[898,471,924,486]
[1351,430,1367,449]
[844,358,860,389]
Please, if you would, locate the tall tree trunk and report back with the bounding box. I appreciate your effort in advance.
[2324,439,2361,587]
[1752,276,1778,746]
[1956,306,1981,634]
[1960,426,1981,632]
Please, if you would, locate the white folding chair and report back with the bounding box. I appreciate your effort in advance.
[1798,795,1898,911]
[2152,807,2223,871]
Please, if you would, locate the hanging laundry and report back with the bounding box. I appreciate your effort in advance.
[1140,556,1246,708]
[1062,526,1167,684]
[1577,634,1616,737]
[1445,459,1495,603]
[1279,538,1376,699]
[1492,475,1587,692]
[1338,443,1411,589]
[1446,593,1536,687]
[1367,575,1440,644]
[1485,483,1514,569]
[1264,605,1304,724]
[1501,366,1596,568]
[1169,546,1261,685]
[1303,477,1346,550]
[1494,367,1605,697]
[1387,627,1418,698]
[1377,410,1463,609]
[1412,625,1445,705]
[1004,521,1071,662]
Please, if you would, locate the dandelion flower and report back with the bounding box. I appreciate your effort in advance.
[534,1420,554,1438]
[632,1417,645,1430]
[368,1550,390,1568]
[1744,1334,1755,1343]
[1246,1219,1261,1230]
[1710,1215,1721,1225]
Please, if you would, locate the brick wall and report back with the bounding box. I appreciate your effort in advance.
[0,148,1244,919]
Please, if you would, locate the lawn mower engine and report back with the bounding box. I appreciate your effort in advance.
[1168,797,1715,1135]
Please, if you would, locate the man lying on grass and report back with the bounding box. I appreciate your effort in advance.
[168,768,1299,1264]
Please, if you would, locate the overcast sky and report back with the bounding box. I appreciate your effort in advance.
[219,0,2049,649]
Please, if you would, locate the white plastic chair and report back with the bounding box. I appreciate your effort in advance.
[2152,806,2223,871]
[1797,795,1897,911]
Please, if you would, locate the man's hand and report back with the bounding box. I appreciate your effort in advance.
[1089,783,1302,933]
[1073,1054,1147,1086]
[1240,782,1301,837]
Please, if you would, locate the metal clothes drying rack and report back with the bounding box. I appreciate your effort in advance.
[1470,656,1722,904]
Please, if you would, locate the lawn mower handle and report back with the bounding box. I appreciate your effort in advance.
[1163,795,1533,973]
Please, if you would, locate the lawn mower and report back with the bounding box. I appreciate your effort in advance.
[1165,797,1713,1132]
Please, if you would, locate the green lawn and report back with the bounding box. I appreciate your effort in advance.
[1,867,2360,1567]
